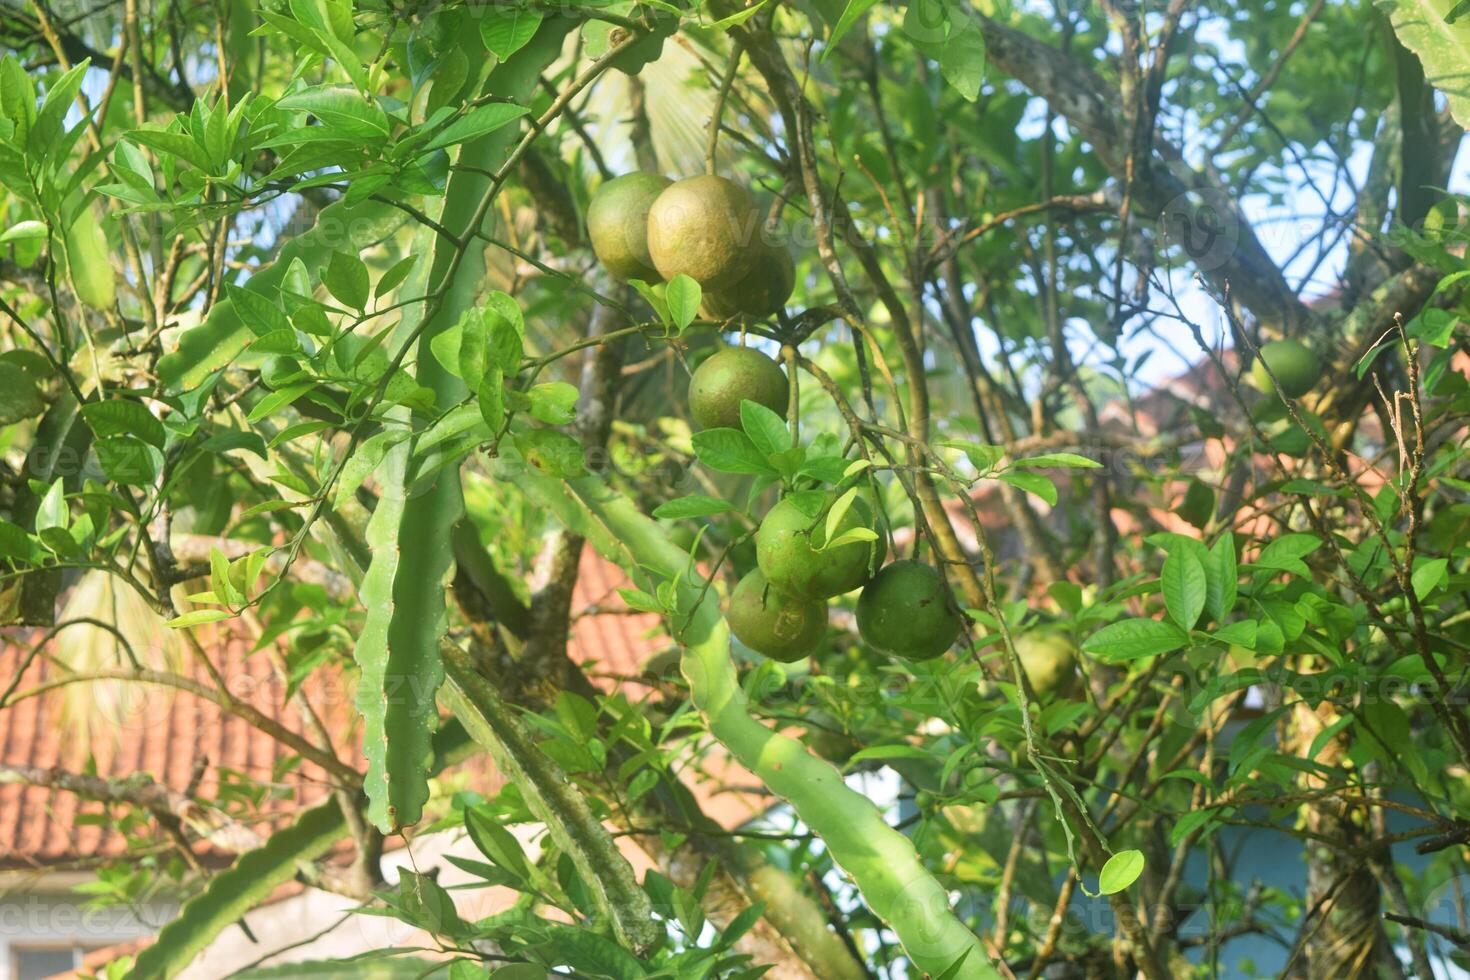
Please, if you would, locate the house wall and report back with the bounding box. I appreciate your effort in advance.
[0,875,165,980]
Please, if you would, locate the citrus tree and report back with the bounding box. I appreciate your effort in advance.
[1,0,1469,977]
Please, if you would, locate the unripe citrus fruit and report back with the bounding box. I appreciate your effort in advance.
[1249,338,1319,399]
[856,560,961,661]
[646,175,761,288]
[688,347,788,430]
[586,172,671,282]
[726,568,827,662]
[1013,632,1079,697]
[756,494,884,599]
[701,241,795,320]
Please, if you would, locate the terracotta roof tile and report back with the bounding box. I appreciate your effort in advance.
[0,546,715,869]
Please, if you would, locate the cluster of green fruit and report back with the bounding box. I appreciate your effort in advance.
[587,172,795,320]
[582,174,1093,681]
[732,497,964,665]
[587,173,1069,670]
[584,174,1092,687]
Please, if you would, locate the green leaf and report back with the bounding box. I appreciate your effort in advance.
[665,274,702,331]
[826,527,880,549]
[527,382,579,425]
[1082,619,1189,661]
[376,255,416,298]
[0,219,47,245]
[276,86,390,137]
[334,430,409,508]
[81,399,166,448]
[823,0,883,58]
[485,293,525,370]
[937,438,1004,472]
[628,278,670,327]
[1097,849,1145,895]
[1175,479,1215,529]
[422,103,529,152]
[1169,809,1216,848]
[1161,548,1207,630]
[94,435,161,486]
[824,487,859,548]
[1212,620,1256,648]
[0,520,34,562]
[1013,452,1101,469]
[653,494,737,519]
[740,398,791,456]
[127,801,345,979]
[29,60,89,154]
[618,587,665,613]
[997,471,1057,506]
[35,479,66,532]
[516,428,586,478]
[939,20,986,101]
[464,807,531,881]
[64,207,116,311]
[324,250,370,310]
[417,403,490,455]
[1253,533,1321,578]
[490,966,551,980]
[247,382,316,423]
[1412,557,1448,598]
[223,285,292,339]
[478,369,505,431]
[480,7,544,59]
[1379,0,1470,130]
[126,128,214,171]
[711,0,772,28]
[166,608,235,628]
[691,428,777,476]
[1205,532,1237,623]
[0,363,44,424]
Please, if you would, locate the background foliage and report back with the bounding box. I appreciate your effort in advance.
[1,0,1469,976]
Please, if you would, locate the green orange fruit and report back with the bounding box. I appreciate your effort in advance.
[646,175,762,288]
[756,494,884,600]
[1012,632,1079,697]
[856,560,961,661]
[1249,339,1319,399]
[688,346,788,430]
[726,568,827,662]
[587,172,671,282]
[700,240,795,320]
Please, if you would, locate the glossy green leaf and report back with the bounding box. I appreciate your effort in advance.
[1097,849,1145,895]
[665,274,701,331]
[653,494,737,519]
[691,427,777,475]
[1162,548,1207,630]
[480,7,543,59]
[64,207,116,311]
[324,250,370,310]
[1082,619,1189,661]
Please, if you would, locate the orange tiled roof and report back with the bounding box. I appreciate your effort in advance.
[0,545,670,870]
